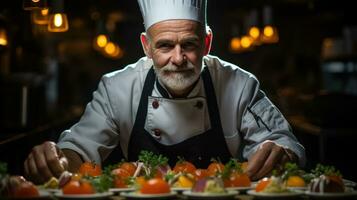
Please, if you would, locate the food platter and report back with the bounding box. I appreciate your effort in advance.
[246,189,302,199]
[108,187,136,193]
[182,190,239,199]
[54,191,113,199]
[225,186,254,192]
[120,191,178,199]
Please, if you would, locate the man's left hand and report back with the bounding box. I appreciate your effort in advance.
[245,140,297,181]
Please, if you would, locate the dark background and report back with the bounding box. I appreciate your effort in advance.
[0,0,357,181]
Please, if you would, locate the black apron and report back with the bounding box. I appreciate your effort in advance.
[127,67,232,168]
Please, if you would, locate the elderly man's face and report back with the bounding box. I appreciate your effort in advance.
[142,20,208,96]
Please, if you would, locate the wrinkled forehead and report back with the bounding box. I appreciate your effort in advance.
[146,19,205,40]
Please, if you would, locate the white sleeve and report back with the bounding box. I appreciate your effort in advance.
[240,76,306,167]
[57,76,119,164]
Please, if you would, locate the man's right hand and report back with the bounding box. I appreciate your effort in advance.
[24,141,68,184]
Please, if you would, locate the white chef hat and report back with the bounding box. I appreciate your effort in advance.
[137,0,207,31]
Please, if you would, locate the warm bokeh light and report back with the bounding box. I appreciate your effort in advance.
[48,13,69,32]
[230,37,241,51]
[241,36,252,48]
[249,26,260,39]
[262,25,279,43]
[41,8,49,16]
[263,26,274,37]
[32,8,49,25]
[96,35,108,48]
[0,29,8,46]
[54,14,63,27]
[104,42,116,55]
[32,0,40,2]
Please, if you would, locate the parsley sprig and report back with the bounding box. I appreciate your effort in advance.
[221,158,243,179]
[138,150,168,178]
[311,164,341,177]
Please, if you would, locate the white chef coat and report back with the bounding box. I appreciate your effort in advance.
[57,55,306,166]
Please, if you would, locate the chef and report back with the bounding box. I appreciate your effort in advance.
[24,0,306,184]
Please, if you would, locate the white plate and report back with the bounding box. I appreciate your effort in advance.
[120,191,177,199]
[54,191,113,199]
[287,186,308,191]
[182,190,239,199]
[225,186,253,192]
[246,189,302,198]
[305,190,357,198]
[108,187,136,193]
[344,179,357,188]
[39,188,61,193]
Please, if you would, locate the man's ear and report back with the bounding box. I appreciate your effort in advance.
[140,32,152,58]
[203,29,213,56]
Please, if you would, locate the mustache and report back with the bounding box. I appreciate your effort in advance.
[161,62,195,72]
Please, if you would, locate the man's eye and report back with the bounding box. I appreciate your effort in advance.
[182,42,198,50]
[158,44,173,49]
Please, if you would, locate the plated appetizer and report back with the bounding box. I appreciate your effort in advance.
[0,162,41,198]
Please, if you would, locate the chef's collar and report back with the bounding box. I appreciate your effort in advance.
[155,77,202,99]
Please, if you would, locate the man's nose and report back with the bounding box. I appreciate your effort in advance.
[171,45,186,66]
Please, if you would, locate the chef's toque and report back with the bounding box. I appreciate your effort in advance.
[137,0,207,30]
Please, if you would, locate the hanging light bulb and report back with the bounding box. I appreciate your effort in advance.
[48,0,69,32]
[96,34,108,48]
[261,5,279,44]
[0,28,8,47]
[93,20,110,51]
[23,0,47,11]
[230,37,241,52]
[32,8,49,25]
[246,9,261,46]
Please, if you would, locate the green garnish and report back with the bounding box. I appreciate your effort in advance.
[87,174,113,193]
[138,150,168,178]
[221,158,242,179]
[311,164,341,177]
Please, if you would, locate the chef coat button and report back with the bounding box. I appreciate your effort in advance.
[194,101,203,109]
[152,100,159,109]
[152,129,161,139]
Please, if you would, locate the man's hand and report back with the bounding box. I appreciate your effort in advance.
[24,141,68,184]
[246,140,297,181]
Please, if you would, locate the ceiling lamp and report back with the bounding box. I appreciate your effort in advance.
[32,8,49,25]
[261,6,279,44]
[48,0,68,32]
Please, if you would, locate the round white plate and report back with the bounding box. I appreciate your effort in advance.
[182,190,239,199]
[54,191,113,199]
[305,190,357,198]
[120,191,177,199]
[343,179,357,188]
[225,186,253,192]
[39,188,61,193]
[287,186,308,191]
[246,189,302,198]
[108,187,136,193]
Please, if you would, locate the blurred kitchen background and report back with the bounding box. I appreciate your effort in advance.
[0,0,356,180]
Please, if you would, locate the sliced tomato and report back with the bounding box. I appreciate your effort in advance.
[78,162,102,177]
[140,178,170,194]
[13,181,39,197]
[173,161,197,175]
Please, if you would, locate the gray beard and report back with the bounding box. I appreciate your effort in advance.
[154,61,201,92]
